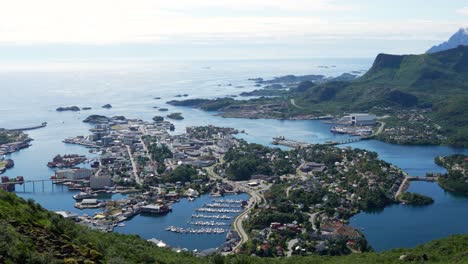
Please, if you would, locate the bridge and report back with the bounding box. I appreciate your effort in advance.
[324,137,367,146]
[395,175,440,198]
[407,176,439,182]
[0,179,87,192]
[272,136,368,148]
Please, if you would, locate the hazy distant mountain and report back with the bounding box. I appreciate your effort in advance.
[427,28,468,53]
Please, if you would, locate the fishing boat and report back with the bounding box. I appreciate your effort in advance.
[73,191,98,201]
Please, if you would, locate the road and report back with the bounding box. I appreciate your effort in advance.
[290,99,304,109]
[371,121,386,137]
[126,145,142,185]
[308,211,323,231]
[286,238,298,257]
[206,166,266,253]
[395,176,409,198]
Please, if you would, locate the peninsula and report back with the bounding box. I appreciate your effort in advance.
[168,46,468,147]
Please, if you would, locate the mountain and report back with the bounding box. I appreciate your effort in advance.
[2,189,468,263]
[294,46,468,146]
[427,28,468,53]
[301,45,468,107]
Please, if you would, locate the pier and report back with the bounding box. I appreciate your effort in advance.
[272,137,311,148]
[8,122,47,132]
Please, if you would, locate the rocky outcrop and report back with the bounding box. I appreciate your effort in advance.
[427,28,468,53]
[56,106,80,112]
[83,115,110,124]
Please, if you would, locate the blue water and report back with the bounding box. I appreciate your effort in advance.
[116,193,249,250]
[350,182,468,251]
[0,58,467,251]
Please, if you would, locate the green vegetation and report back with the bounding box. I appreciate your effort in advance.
[2,189,468,263]
[0,129,28,145]
[398,192,434,205]
[149,143,173,163]
[436,154,468,194]
[222,142,296,181]
[148,143,173,173]
[164,164,206,183]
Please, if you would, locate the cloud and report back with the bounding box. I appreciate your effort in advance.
[0,0,460,46]
[456,7,468,16]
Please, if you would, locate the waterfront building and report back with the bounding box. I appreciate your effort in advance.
[55,168,92,180]
[338,113,376,126]
[90,174,113,190]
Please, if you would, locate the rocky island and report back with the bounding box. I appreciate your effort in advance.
[166,112,184,120]
[56,106,80,112]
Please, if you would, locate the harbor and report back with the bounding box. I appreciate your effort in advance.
[1,58,467,253]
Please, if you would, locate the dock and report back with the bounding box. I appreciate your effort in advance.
[272,137,311,148]
[8,122,47,132]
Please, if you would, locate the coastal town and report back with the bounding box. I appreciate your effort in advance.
[0,111,423,257]
[0,99,456,258]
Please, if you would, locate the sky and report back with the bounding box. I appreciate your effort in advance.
[0,0,467,61]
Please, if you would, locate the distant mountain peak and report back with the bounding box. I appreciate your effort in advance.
[427,27,468,53]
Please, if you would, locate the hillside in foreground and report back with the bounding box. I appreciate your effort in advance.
[1,190,468,263]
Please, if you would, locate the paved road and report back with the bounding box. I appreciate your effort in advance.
[371,121,386,137]
[395,176,409,198]
[290,99,304,109]
[286,238,298,257]
[126,145,142,185]
[308,211,323,231]
[206,166,265,253]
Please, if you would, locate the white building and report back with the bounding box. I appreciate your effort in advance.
[55,168,93,180]
[90,175,113,190]
[338,113,376,126]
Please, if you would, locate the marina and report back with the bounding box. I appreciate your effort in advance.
[189,221,230,226]
[191,214,233,219]
[196,208,242,213]
[166,226,226,234]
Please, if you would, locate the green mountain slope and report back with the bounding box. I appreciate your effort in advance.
[2,190,468,263]
[295,46,468,146]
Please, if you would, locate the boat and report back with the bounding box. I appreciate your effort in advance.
[117,223,126,227]
[73,192,98,201]
[188,197,195,201]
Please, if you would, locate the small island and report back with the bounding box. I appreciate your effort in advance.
[158,108,169,112]
[152,116,164,122]
[83,115,127,124]
[397,192,434,205]
[166,112,184,120]
[56,106,80,112]
[102,104,112,109]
